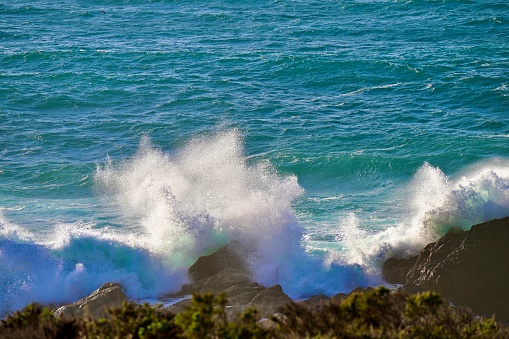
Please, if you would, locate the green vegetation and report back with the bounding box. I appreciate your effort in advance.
[1,288,508,338]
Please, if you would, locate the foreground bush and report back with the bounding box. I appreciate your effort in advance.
[0,303,81,339]
[1,288,508,338]
[275,288,509,338]
[174,293,270,339]
[83,302,181,339]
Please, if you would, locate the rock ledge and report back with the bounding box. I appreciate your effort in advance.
[382,217,509,322]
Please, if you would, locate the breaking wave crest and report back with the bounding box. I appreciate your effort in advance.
[331,160,509,269]
[0,214,186,316]
[5,129,507,316]
[0,130,374,315]
[94,131,373,298]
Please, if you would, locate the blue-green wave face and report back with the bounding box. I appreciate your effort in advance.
[1,0,509,315]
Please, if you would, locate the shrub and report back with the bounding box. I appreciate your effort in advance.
[1,288,509,338]
[174,292,270,339]
[82,302,182,339]
[0,303,81,339]
[276,287,509,339]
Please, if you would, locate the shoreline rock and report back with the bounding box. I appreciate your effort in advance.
[166,242,372,317]
[53,282,127,319]
[52,217,509,322]
[166,241,292,317]
[382,217,509,322]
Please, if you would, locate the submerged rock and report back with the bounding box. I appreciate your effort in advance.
[53,282,127,319]
[382,217,509,322]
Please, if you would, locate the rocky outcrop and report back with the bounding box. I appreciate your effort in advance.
[53,282,127,319]
[382,256,418,285]
[166,242,292,317]
[168,242,378,317]
[382,217,509,322]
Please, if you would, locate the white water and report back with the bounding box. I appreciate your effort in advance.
[2,132,509,315]
[330,160,509,269]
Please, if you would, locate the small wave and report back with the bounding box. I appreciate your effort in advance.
[494,84,508,92]
[340,83,402,97]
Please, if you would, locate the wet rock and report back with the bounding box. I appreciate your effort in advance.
[382,217,509,322]
[299,294,330,309]
[249,284,292,314]
[53,282,127,319]
[167,242,292,317]
[188,241,251,282]
[382,256,418,285]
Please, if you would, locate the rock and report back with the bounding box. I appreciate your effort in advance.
[222,281,266,305]
[258,313,286,330]
[300,294,330,309]
[382,256,418,285]
[167,242,293,317]
[53,282,127,319]
[347,286,374,295]
[382,217,509,322]
[199,267,253,293]
[249,284,292,314]
[331,292,347,303]
[188,241,251,282]
[165,299,192,315]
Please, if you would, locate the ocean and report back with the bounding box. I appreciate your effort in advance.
[1,0,508,315]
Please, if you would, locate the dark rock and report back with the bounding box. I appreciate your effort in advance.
[382,218,509,322]
[300,294,330,309]
[188,241,251,282]
[331,292,347,303]
[258,313,286,330]
[53,282,127,319]
[249,284,292,313]
[165,299,192,314]
[405,227,466,285]
[167,242,292,317]
[222,281,266,305]
[382,256,418,284]
[348,286,374,295]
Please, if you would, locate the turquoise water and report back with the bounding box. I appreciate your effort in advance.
[1,0,509,314]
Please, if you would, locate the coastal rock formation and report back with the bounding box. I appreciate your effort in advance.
[167,242,377,316]
[382,217,509,322]
[167,242,292,317]
[53,282,127,319]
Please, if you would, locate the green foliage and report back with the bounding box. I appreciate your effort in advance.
[175,292,270,339]
[0,303,81,339]
[277,287,509,339]
[82,302,182,339]
[175,293,225,338]
[1,289,509,338]
[404,291,443,318]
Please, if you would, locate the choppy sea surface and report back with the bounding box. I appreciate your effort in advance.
[1,0,508,315]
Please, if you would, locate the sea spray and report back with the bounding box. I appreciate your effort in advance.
[1,131,370,316]
[0,214,187,316]
[329,160,509,270]
[94,131,373,298]
[94,131,304,269]
[3,131,509,315]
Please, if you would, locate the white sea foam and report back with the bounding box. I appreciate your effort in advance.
[0,213,187,315]
[0,130,374,315]
[95,131,305,272]
[94,130,373,298]
[330,160,509,270]
[6,131,508,316]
